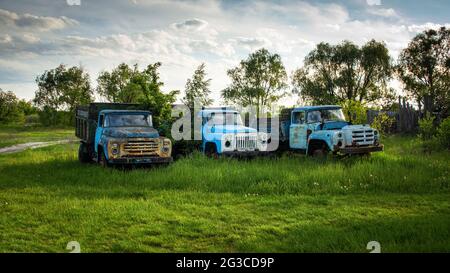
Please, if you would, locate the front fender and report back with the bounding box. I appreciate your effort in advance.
[308,131,335,151]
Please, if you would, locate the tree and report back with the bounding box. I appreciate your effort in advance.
[0,89,24,123]
[34,64,93,112]
[97,63,142,103]
[182,63,213,109]
[397,27,450,117]
[97,62,179,129]
[133,62,179,128]
[292,40,394,106]
[222,48,288,115]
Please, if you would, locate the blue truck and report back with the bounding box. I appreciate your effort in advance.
[75,103,173,166]
[279,105,383,156]
[198,108,270,156]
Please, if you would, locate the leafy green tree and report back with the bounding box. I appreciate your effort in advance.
[222,48,288,115]
[97,62,179,131]
[292,40,394,105]
[34,64,93,112]
[97,63,142,103]
[0,89,24,123]
[182,63,212,109]
[17,100,37,116]
[133,62,179,128]
[397,27,450,116]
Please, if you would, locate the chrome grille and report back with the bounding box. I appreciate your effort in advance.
[352,129,374,146]
[235,135,257,151]
[123,140,159,156]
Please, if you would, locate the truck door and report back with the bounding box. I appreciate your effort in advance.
[95,114,105,153]
[289,111,307,149]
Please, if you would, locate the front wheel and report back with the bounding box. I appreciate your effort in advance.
[312,147,328,157]
[99,149,109,168]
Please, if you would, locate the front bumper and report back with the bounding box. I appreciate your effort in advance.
[221,150,270,157]
[339,144,384,155]
[108,156,173,165]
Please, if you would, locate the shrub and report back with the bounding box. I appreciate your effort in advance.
[25,114,40,125]
[341,100,367,125]
[418,113,436,140]
[371,113,395,136]
[38,107,73,127]
[436,117,450,149]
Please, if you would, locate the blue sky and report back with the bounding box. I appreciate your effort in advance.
[0,0,449,104]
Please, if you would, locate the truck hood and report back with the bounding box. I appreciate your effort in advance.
[209,125,257,134]
[103,127,160,138]
[314,121,350,130]
[342,124,373,131]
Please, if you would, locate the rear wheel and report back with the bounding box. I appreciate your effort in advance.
[78,143,92,163]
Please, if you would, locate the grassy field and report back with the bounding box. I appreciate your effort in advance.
[0,134,449,252]
[0,125,75,148]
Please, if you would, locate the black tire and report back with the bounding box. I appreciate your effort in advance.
[310,142,329,158]
[78,143,92,163]
[205,143,219,159]
[98,148,109,168]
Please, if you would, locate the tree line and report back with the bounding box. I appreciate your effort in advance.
[1,27,448,127]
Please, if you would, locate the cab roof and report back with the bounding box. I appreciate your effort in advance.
[293,105,342,111]
[99,110,151,114]
[198,109,238,116]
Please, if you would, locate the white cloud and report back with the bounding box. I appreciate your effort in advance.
[172,18,208,31]
[366,0,382,6]
[368,8,398,18]
[0,8,78,32]
[407,22,450,33]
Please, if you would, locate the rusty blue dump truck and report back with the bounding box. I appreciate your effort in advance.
[75,103,172,167]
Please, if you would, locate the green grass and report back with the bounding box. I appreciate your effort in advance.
[0,135,449,252]
[0,124,75,148]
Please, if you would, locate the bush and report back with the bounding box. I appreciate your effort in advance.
[371,113,395,136]
[436,117,450,149]
[25,114,40,125]
[341,100,367,125]
[38,107,73,127]
[0,90,25,124]
[418,113,436,140]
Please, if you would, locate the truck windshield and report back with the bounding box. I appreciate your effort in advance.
[307,109,346,123]
[105,114,153,127]
[208,112,243,126]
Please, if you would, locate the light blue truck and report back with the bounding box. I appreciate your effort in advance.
[198,108,270,156]
[279,105,383,156]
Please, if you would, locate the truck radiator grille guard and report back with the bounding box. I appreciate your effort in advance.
[236,135,257,151]
[122,140,159,156]
[351,129,374,146]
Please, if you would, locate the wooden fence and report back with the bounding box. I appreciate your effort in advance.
[367,97,419,133]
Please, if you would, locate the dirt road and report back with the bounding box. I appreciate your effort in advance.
[0,140,76,154]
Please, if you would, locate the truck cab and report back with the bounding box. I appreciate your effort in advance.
[198,109,270,156]
[280,105,383,156]
[76,103,172,166]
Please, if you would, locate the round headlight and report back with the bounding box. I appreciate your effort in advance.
[337,133,342,138]
[225,140,231,147]
[111,144,119,155]
[374,130,378,136]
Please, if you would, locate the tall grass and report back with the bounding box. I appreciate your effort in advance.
[0,135,449,252]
